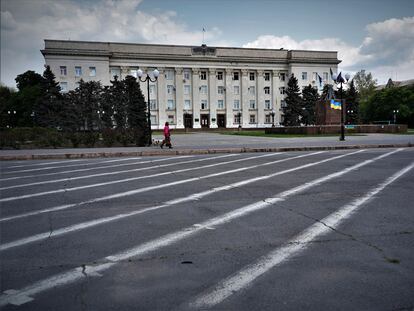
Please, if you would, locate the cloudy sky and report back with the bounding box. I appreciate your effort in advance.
[1,0,413,87]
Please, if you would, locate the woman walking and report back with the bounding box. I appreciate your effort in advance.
[160,122,172,149]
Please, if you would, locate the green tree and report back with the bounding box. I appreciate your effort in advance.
[282,74,302,126]
[353,70,377,122]
[345,79,359,124]
[34,66,62,128]
[15,71,44,91]
[301,84,319,125]
[123,75,149,146]
[109,76,127,129]
[0,84,17,127]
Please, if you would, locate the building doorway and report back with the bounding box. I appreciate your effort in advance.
[201,114,210,128]
[217,114,226,128]
[184,113,193,129]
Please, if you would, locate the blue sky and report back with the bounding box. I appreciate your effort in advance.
[1,0,414,87]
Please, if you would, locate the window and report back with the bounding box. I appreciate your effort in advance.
[200,85,208,94]
[234,113,241,124]
[217,100,224,109]
[265,100,271,110]
[233,100,240,109]
[201,100,208,110]
[280,73,286,81]
[264,87,270,94]
[249,114,256,124]
[60,66,67,76]
[249,100,256,109]
[200,71,207,80]
[279,87,286,95]
[150,100,157,110]
[184,70,190,80]
[249,72,255,81]
[218,86,224,94]
[60,82,68,92]
[110,68,120,79]
[234,86,240,95]
[150,115,157,125]
[184,85,190,95]
[264,72,270,81]
[323,72,329,81]
[184,100,191,110]
[89,67,96,77]
[265,114,271,123]
[75,66,82,77]
[302,72,307,80]
[149,85,155,95]
[167,100,175,110]
[167,85,174,94]
[168,115,175,124]
[233,72,239,81]
[217,71,223,80]
[249,86,255,95]
[166,70,174,80]
[281,100,287,108]
[129,69,138,78]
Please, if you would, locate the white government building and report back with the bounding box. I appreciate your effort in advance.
[42,39,340,129]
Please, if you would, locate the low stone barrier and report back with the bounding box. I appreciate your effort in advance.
[265,124,407,135]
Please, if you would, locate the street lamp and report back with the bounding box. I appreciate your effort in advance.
[332,72,351,141]
[271,108,275,127]
[237,111,242,130]
[347,110,354,124]
[137,68,160,146]
[393,109,399,124]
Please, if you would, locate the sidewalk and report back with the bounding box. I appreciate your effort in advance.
[1,133,413,160]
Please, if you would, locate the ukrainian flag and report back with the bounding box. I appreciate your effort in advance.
[330,99,342,110]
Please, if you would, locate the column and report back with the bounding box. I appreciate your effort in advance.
[208,68,217,128]
[120,66,129,79]
[272,70,282,125]
[175,67,184,129]
[225,68,234,128]
[257,69,265,127]
[157,67,167,129]
[192,68,201,128]
[241,69,249,127]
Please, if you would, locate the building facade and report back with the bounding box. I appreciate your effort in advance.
[41,40,340,129]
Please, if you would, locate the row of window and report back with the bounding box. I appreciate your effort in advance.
[159,85,282,95]
[60,66,96,77]
[301,72,329,81]
[150,99,274,111]
[168,70,284,82]
[150,114,275,125]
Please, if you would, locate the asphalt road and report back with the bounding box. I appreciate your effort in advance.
[1,148,414,310]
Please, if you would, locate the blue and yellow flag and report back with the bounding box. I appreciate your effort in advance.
[330,99,342,110]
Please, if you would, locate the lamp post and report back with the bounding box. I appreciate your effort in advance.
[137,69,160,146]
[332,72,351,141]
[347,110,354,124]
[237,111,242,130]
[271,108,275,127]
[393,109,399,124]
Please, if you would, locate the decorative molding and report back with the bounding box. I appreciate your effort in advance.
[175,67,183,75]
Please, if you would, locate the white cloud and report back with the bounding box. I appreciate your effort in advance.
[0,0,228,87]
[243,16,414,84]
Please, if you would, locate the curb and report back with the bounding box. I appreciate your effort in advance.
[0,143,413,161]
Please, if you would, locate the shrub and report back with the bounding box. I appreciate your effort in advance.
[82,131,99,147]
[102,128,117,147]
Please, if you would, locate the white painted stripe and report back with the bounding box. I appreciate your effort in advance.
[0,152,318,223]
[0,152,323,249]
[0,149,401,307]
[6,160,83,169]
[191,160,414,309]
[0,156,191,182]
[1,157,144,174]
[0,155,232,191]
[0,154,241,202]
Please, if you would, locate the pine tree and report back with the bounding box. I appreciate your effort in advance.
[282,74,302,126]
[345,79,359,124]
[123,75,149,146]
[301,84,319,125]
[109,76,127,129]
[34,66,62,128]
